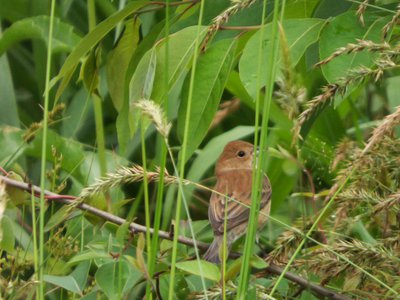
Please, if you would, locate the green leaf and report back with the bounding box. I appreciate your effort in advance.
[0,0,30,22]
[127,26,207,137]
[44,274,82,294]
[151,26,208,103]
[225,257,242,281]
[319,12,390,83]
[127,47,157,135]
[71,261,91,292]
[52,1,148,94]
[116,221,131,245]
[283,0,320,18]
[177,38,237,160]
[250,255,268,269]
[0,33,19,127]
[107,19,140,111]
[0,16,80,56]
[176,260,221,282]
[79,49,100,95]
[22,127,128,184]
[387,76,400,109]
[0,126,26,166]
[44,206,77,232]
[159,274,190,299]
[5,171,28,206]
[95,261,139,300]
[68,250,110,265]
[0,216,15,252]
[7,217,33,253]
[343,272,361,291]
[239,18,324,98]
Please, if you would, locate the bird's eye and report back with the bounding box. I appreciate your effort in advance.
[237,150,246,157]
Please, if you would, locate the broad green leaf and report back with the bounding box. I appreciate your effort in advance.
[177,38,237,160]
[8,217,33,253]
[68,250,110,265]
[44,274,82,294]
[127,26,207,137]
[159,274,190,299]
[79,49,100,95]
[95,261,138,300]
[23,128,128,184]
[250,255,269,269]
[0,126,26,166]
[0,29,19,127]
[319,12,390,83]
[176,260,221,282]
[225,257,242,281]
[0,216,15,252]
[116,221,131,245]
[44,206,77,232]
[151,26,208,103]
[283,0,320,18]
[239,18,324,98]
[0,0,30,22]
[0,16,80,56]
[107,19,140,111]
[127,47,157,134]
[52,1,148,94]
[226,71,292,130]
[387,76,400,109]
[71,261,91,292]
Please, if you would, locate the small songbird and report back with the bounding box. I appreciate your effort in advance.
[203,140,272,263]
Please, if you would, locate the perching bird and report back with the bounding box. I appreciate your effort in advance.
[203,140,272,263]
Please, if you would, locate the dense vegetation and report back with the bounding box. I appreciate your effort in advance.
[1,0,400,299]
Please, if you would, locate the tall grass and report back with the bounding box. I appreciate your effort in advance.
[167,0,208,299]
[236,0,282,297]
[38,0,56,298]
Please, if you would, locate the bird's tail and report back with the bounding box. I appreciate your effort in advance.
[204,236,230,264]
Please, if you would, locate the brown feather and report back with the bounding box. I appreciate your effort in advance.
[204,140,272,263]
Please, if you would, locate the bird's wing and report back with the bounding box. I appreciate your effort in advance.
[209,172,271,235]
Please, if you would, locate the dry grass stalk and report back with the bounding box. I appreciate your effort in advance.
[275,22,306,119]
[382,4,400,39]
[307,239,398,277]
[314,40,391,68]
[202,0,256,49]
[362,106,400,154]
[294,55,398,143]
[23,103,65,143]
[134,99,171,138]
[373,192,400,213]
[79,165,181,199]
[356,0,369,26]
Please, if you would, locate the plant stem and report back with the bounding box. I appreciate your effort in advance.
[237,0,279,299]
[0,174,367,300]
[167,0,207,299]
[141,119,153,299]
[38,0,56,298]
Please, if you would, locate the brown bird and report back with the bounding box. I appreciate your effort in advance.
[203,140,272,263]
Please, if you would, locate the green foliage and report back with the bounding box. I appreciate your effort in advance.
[1,0,400,299]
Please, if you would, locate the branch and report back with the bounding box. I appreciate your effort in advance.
[0,175,350,300]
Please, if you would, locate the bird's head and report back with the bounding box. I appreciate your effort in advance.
[215,140,256,174]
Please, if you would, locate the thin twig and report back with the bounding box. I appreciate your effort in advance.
[0,174,350,300]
